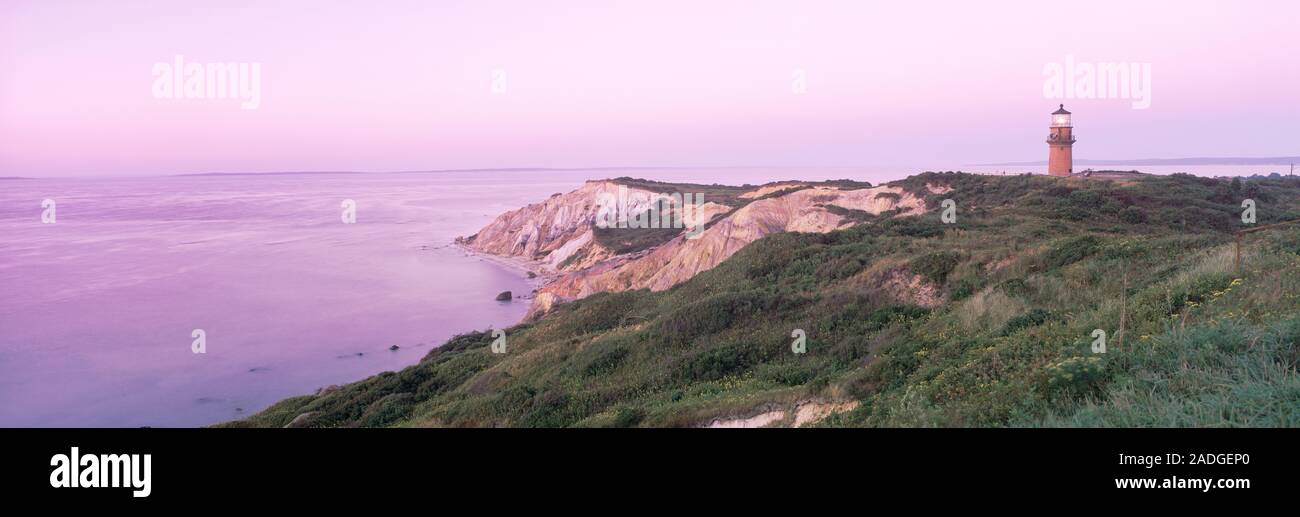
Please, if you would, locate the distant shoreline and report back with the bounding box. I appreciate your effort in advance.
[981,156,1300,167]
[172,166,693,177]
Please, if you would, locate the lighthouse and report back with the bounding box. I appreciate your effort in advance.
[1047,104,1075,176]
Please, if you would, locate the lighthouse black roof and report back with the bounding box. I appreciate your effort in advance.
[1052,104,1071,115]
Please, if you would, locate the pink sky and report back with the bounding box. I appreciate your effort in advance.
[2,0,1297,177]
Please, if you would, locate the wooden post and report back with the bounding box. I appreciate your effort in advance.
[1117,263,1128,352]
[1235,232,1241,272]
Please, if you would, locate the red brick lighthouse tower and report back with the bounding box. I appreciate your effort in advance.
[1047,104,1075,177]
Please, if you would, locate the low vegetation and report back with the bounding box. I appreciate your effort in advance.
[224,172,1300,427]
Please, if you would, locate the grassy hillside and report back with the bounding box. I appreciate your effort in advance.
[223,172,1300,427]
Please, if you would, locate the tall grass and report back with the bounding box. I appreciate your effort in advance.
[1033,318,1300,427]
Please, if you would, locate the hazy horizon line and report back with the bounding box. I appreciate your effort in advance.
[5,155,1299,180]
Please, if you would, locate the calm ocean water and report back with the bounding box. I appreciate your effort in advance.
[0,165,1277,427]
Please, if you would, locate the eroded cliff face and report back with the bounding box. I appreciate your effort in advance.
[460,180,730,273]
[459,179,945,319]
[459,181,627,271]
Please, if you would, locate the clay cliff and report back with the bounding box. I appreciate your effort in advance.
[459,178,948,318]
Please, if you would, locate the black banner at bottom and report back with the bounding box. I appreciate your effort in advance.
[2,428,1291,506]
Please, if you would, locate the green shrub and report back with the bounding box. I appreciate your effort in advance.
[1000,308,1051,335]
[998,278,1030,297]
[610,407,645,427]
[866,305,929,330]
[584,346,630,377]
[681,344,763,381]
[951,276,979,300]
[757,362,817,386]
[659,290,800,346]
[1042,235,1101,269]
[356,393,415,427]
[1044,356,1106,396]
[593,224,683,254]
[911,251,963,284]
[1054,205,1089,221]
[1118,206,1147,224]
[880,217,945,238]
[1068,190,1103,208]
[1133,272,1232,317]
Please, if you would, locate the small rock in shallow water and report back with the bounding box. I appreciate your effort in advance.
[495,290,513,301]
[389,345,400,351]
